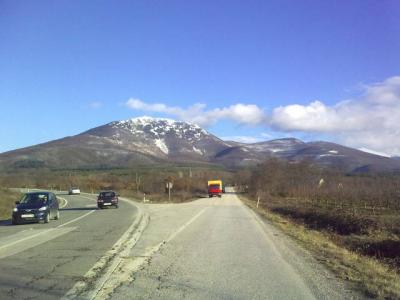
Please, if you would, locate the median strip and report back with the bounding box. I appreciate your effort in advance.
[93,206,208,299]
[61,200,147,300]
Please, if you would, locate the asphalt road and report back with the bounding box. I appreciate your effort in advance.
[96,190,361,300]
[0,191,139,300]
[0,189,361,300]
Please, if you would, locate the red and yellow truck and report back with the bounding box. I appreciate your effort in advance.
[208,180,223,198]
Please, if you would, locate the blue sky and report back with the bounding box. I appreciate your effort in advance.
[1,1,400,155]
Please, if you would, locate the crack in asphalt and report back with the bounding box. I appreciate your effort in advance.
[25,255,80,292]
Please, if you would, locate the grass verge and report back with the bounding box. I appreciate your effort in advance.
[239,194,400,299]
[0,188,22,220]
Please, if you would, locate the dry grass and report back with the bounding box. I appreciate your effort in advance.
[0,188,22,220]
[240,195,400,299]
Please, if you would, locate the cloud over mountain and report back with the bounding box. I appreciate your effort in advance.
[125,76,400,155]
[125,99,265,127]
[270,76,400,155]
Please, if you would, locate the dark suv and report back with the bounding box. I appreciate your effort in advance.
[12,192,60,224]
[97,191,119,209]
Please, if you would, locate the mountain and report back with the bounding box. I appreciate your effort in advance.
[84,117,230,161]
[214,138,400,172]
[1,116,400,173]
[0,117,230,170]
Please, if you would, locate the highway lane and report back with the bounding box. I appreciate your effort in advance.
[0,191,139,300]
[99,191,361,300]
[0,190,363,299]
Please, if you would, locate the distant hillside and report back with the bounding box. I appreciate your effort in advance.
[1,116,400,173]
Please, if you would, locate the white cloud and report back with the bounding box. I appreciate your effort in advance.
[221,136,265,143]
[124,76,400,155]
[261,132,273,138]
[126,98,265,127]
[270,76,400,155]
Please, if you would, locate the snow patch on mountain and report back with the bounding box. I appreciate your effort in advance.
[268,148,286,153]
[193,146,203,155]
[359,147,391,157]
[155,139,169,154]
[111,116,209,141]
[318,153,344,158]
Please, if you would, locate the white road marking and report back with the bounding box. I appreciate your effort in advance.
[77,195,97,202]
[0,206,95,255]
[57,196,68,208]
[165,206,208,243]
[62,202,145,300]
[57,210,96,228]
[0,228,56,250]
[93,206,208,299]
[0,227,77,259]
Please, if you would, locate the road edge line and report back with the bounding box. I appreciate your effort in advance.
[88,212,150,300]
[57,196,68,208]
[61,202,148,300]
[93,206,208,299]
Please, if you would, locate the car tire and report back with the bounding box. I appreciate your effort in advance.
[115,204,119,208]
[44,212,50,223]
[98,206,102,209]
[12,219,17,225]
[54,210,60,220]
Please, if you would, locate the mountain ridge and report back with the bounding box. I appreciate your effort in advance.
[1,116,399,173]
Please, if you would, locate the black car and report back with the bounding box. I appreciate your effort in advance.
[97,191,119,209]
[12,192,60,225]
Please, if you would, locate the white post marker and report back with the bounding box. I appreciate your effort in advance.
[257,196,260,208]
[166,182,173,202]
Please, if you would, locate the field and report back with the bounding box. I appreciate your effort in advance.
[238,159,400,298]
[2,160,400,297]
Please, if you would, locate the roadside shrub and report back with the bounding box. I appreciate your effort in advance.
[344,238,400,263]
[270,206,376,235]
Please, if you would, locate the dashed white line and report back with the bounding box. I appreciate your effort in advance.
[57,210,96,228]
[0,228,56,250]
[77,195,97,202]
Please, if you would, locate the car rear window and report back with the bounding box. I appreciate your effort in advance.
[100,192,115,197]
